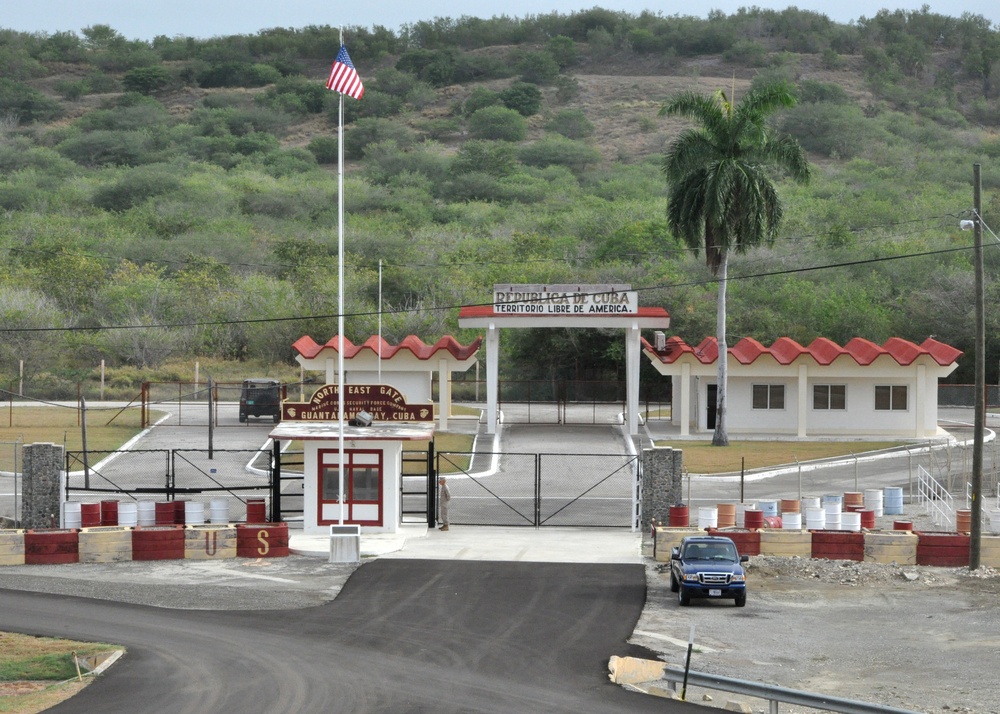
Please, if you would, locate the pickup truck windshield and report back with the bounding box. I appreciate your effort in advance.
[683,543,737,561]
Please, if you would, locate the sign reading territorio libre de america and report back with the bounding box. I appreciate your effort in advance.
[282,383,434,422]
[492,283,638,315]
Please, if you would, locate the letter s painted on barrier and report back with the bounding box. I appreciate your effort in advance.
[257,529,270,556]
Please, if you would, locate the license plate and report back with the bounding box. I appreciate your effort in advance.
[709,589,722,597]
[246,400,255,405]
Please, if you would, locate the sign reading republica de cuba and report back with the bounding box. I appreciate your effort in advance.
[282,384,434,422]
[493,283,638,315]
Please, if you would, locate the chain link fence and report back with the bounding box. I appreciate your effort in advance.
[0,440,22,526]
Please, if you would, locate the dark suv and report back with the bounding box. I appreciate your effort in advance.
[239,379,282,423]
[670,535,749,607]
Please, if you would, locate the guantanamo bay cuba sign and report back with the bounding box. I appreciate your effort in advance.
[282,384,434,422]
[492,283,638,315]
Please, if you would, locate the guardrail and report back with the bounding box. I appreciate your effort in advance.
[661,665,921,714]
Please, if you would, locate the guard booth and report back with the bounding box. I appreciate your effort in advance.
[269,384,434,535]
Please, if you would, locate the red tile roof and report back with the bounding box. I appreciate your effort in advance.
[292,335,482,361]
[644,336,962,367]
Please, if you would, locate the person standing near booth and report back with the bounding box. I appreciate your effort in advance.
[438,476,451,531]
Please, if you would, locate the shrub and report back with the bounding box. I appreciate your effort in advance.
[547,36,578,68]
[56,130,151,167]
[518,136,602,173]
[467,106,527,141]
[344,118,417,160]
[123,66,173,94]
[0,78,62,122]
[451,140,518,177]
[307,136,339,164]
[515,50,560,84]
[91,166,182,212]
[546,109,594,139]
[463,87,501,117]
[500,82,542,117]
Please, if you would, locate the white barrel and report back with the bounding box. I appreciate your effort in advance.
[822,494,843,512]
[735,502,755,528]
[209,498,229,524]
[988,509,1000,534]
[864,489,884,517]
[118,502,138,527]
[697,506,718,529]
[805,507,826,530]
[842,511,862,532]
[63,501,82,529]
[825,508,843,530]
[137,500,156,526]
[781,511,802,530]
[801,496,821,510]
[185,501,205,526]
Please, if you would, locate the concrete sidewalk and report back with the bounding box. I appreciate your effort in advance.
[290,525,645,563]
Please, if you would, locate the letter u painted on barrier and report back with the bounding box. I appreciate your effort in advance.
[204,531,217,556]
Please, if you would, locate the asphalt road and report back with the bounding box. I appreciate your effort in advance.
[1,560,703,714]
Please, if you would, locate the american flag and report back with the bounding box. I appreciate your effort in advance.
[326,45,364,100]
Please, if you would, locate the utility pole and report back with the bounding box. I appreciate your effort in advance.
[971,163,984,570]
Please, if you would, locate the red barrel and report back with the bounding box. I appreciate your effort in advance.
[237,523,289,558]
[80,503,101,528]
[174,499,187,525]
[762,516,783,529]
[893,520,913,531]
[100,500,119,526]
[154,501,175,525]
[668,505,689,527]
[246,498,267,523]
[956,510,971,534]
[859,509,875,529]
[744,509,764,529]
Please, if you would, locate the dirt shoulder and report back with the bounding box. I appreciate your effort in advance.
[633,555,1000,714]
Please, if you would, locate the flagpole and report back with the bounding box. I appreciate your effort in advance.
[378,258,383,384]
[337,31,346,527]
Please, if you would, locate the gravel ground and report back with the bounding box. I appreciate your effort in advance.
[632,508,1000,714]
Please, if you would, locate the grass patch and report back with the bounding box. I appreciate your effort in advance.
[0,633,121,714]
[0,407,157,472]
[656,440,902,474]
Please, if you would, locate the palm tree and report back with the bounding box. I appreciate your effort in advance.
[659,81,810,446]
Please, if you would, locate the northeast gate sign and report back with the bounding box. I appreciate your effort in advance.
[282,383,434,422]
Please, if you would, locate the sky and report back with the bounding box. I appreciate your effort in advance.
[2,0,996,41]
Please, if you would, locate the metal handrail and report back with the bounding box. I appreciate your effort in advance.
[916,465,954,528]
[661,665,921,714]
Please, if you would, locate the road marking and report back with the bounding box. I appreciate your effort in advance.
[633,630,719,652]
[188,562,298,583]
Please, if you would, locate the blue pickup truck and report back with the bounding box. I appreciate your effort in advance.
[670,535,749,607]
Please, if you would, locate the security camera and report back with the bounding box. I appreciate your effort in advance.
[960,220,975,231]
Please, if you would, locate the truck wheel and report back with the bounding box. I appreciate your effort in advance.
[239,414,247,423]
[735,591,747,608]
[273,413,280,423]
[678,588,690,606]
[669,572,679,593]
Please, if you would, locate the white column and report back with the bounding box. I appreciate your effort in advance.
[438,357,450,432]
[915,363,926,437]
[680,363,691,437]
[486,323,499,434]
[325,357,335,385]
[797,363,808,438]
[626,321,640,435]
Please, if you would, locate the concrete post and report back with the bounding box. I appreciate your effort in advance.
[641,447,684,531]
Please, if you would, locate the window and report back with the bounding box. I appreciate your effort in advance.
[875,385,907,411]
[814,384,847,410]
[752,384,784,410]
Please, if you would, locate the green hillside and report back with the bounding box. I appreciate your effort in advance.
[0,7,998,398]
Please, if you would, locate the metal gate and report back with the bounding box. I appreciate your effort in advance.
[65,448,272,521]
[436,451,639,528]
